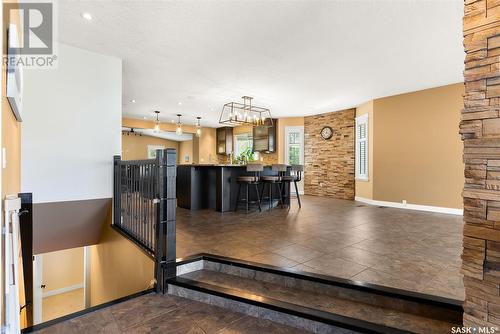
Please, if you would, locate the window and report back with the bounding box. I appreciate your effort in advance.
[355,114,368,181]
[234,134,253,157]
[287,131,302,165]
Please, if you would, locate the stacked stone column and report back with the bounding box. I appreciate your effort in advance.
[462,0,500,326]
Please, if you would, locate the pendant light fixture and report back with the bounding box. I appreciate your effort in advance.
[219,96,273,127]
[154,111,161,132]
[195,117,202,137]
[176,114,183,135]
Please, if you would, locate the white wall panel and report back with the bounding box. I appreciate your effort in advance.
[21,44,122,203]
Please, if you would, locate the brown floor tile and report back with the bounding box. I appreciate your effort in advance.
[176,196,464,300]
[109,294,188,330]
[301,256,367,279]
[272,244,325,263]
[217,315,309,334]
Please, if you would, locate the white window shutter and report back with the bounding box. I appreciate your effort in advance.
[355,114,369,181]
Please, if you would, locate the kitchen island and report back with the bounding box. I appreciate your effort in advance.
[177,164,290,212]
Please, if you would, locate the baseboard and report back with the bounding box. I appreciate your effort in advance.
[354,197,463,216]
[42,283,84,298]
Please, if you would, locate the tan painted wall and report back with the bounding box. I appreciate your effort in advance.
[123,118,216,164]
[372,83,464,209]
[355,101,374,199]
[90,222,154,307]
[178,140,193,164]
[2,4,21,198]
[42,247,84,292]
[122,134,178,160]
[198,127,217,164]
[2,4,22,326]
[277,117,304,164]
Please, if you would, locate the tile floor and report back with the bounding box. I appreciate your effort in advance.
[35,294,307,334]
[176,196,464,300]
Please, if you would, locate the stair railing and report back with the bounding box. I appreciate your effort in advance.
[113,149,177,293]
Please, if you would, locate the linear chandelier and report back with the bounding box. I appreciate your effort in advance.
[219,96,273,127]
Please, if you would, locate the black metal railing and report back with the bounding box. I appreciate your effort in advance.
[113,149,177,293]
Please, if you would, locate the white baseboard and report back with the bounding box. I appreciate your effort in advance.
[43,283,84,298]
[354,196,463,216]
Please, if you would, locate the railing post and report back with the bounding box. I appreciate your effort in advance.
[154,149,165,293]
[113,155,121,227]
[154,149,177,293]
[18,193,33,327]
[164,148,177,282]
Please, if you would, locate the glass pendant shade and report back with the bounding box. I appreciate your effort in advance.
[195,116,202,137]
[154,111,161,132]
[176,114,183,135]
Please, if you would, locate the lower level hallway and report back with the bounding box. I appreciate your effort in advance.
[177,195,464,301]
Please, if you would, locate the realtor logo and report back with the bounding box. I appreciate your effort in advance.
[3,2,54,54]
[3,1,57,69]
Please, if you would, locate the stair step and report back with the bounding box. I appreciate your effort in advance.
[168,255,462,334]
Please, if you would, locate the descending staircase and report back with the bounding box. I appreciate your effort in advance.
[167,254,463,334]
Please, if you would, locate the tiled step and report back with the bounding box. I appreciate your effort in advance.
[167,254,463,334]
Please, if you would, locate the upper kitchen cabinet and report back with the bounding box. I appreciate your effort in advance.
[216,127,233,155]
[253,118,277,153]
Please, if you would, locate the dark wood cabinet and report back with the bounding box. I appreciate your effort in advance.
[216,127,233,155]
[253,119,277,152]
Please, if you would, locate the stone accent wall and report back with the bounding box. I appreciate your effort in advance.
[304,109,355,199]
[462,0,500,328]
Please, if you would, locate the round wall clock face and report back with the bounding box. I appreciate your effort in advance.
[320,126,334,140]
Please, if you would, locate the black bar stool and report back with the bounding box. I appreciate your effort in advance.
[234,163,263,213]
[281,164,303,208]
[260,164,287,210]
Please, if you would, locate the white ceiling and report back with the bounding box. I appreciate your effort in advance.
[58,0,464,128]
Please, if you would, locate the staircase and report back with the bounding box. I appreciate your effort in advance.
[167,254,463,334]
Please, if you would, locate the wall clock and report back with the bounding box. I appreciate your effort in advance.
[320,126,334,140]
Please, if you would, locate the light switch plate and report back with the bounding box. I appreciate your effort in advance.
[2,147,6,169]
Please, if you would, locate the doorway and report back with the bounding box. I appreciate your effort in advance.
[284,126,304,194]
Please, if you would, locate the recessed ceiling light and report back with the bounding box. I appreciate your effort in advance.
[81,12,93,21]
[130,99,136,103]
[177,102,182,106]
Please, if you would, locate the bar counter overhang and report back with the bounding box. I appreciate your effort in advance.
[176,164,290,212]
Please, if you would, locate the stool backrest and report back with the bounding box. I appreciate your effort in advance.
[291,164,304,181]
[247,163,264,180]
[272,164,287,172]
[247,163,264,172]
[272,164,287,178]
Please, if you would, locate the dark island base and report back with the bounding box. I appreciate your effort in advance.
[177,165,291,212]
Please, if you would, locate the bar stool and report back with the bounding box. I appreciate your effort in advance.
[281,164,303,208]
[260,164,287,210]
[234,163,263,213]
